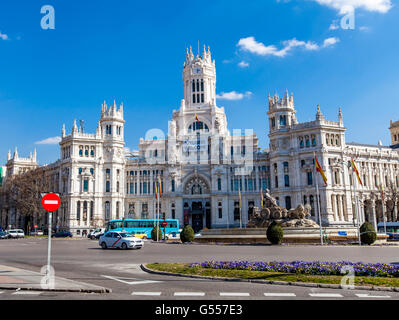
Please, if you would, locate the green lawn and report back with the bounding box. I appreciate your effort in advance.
[146,263,399,288]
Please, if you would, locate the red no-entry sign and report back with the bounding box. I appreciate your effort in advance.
[161,220,167,227]
[41,193,61,212]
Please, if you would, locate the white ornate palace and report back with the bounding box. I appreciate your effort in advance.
[2,46,399,235]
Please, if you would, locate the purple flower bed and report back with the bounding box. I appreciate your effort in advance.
[188,261,399,277]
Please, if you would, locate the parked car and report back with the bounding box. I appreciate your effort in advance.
[30,230,44,236]
[0,231,10,239]
[165,231,181,240]
[7,229,25,238]
[88,228,105,240]
[99,231,144,250]
[51,231,73,238]
[95,232,105,240]
[133,231,148,240]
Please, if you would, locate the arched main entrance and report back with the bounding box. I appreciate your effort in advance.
[183,175,211,232]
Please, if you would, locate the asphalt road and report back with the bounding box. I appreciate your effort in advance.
[0,238,399,301]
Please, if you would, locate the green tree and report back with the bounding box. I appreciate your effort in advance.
[266,221,284,245]
[180,225,195,243]
[360,222,377,245]
[151,226,163,241]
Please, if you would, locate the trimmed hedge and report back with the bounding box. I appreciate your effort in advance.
[180,225,195,243]
[266,221,284,245]
[151,226,163,241]
[360,222,376,245]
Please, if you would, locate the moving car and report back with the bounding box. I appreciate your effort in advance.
[30,230,44,236]
[99,231,144,250]
[88,228,105,240]
[7,229,25,238]
[0,231,10,239]
[133,230,148,239]
[51,231,73,238]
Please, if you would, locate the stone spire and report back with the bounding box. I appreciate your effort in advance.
[13,147,18,159]
[338,107,343,125]
[33,148,37,162]
[316,105,324,121]
[7,149,11,161]
[72,119,78,133]
[62,123,65,138]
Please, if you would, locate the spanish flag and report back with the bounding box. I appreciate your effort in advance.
[158,175,162,198]
[195,114,199,122]
[351,158,363,186]
[315,155,328,185]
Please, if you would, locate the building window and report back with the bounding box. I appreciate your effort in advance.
[106,181,110,193]
[76,201,81,220]
[217,178,222,191]
[85,146,89,157]
[307,172,313,186]
[275,176,278,188]
[171,203,175,219]
[105,201,110,220]
[171,179,175,192]
[83,179,89,192]
[271,118,276,128]
[90,201,94,220]
[79,146,83,156]
[284,175,290,187]
[309,195,315,216]
[233,201,240,221]
[285,196,292,210]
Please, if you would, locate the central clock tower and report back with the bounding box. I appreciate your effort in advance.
[182,45,216,108]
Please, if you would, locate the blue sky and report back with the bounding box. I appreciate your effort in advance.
[0,0,398,165]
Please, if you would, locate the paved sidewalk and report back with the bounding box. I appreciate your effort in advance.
[0,265,111,293]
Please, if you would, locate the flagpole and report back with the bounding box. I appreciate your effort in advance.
[382,186,387,234]
[239,187,242,229]
[352,169,361,245]
[313,152,323,246]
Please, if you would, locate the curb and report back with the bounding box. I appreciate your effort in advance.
[141,264,399,293]
[0,286,111,293]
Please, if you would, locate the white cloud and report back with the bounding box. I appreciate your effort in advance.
[238,61,249,68]
[0,32,8,40]
[311,0,392,14]
[216,91,252,101]
[323,37,340,47]
[35,136,61,145]
[237,36,338,58]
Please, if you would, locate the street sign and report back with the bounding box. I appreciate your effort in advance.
[338,231,347,236]
[34,224,38,229]
[161,220,167,228]
[41,193,61,212]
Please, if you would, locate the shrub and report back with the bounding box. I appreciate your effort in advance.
[266,221,284,245]
[180,225,195,243]
[151,226,163,241]
[360,222,376,245]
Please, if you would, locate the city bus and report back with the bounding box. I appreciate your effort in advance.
[105,219,179,239]
[377,222,399,240]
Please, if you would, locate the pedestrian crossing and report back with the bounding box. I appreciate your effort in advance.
[130,291,395,299]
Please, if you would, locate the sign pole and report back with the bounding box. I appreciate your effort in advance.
[47,211,52,284]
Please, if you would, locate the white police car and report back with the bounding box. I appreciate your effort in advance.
[99,231,143,250]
